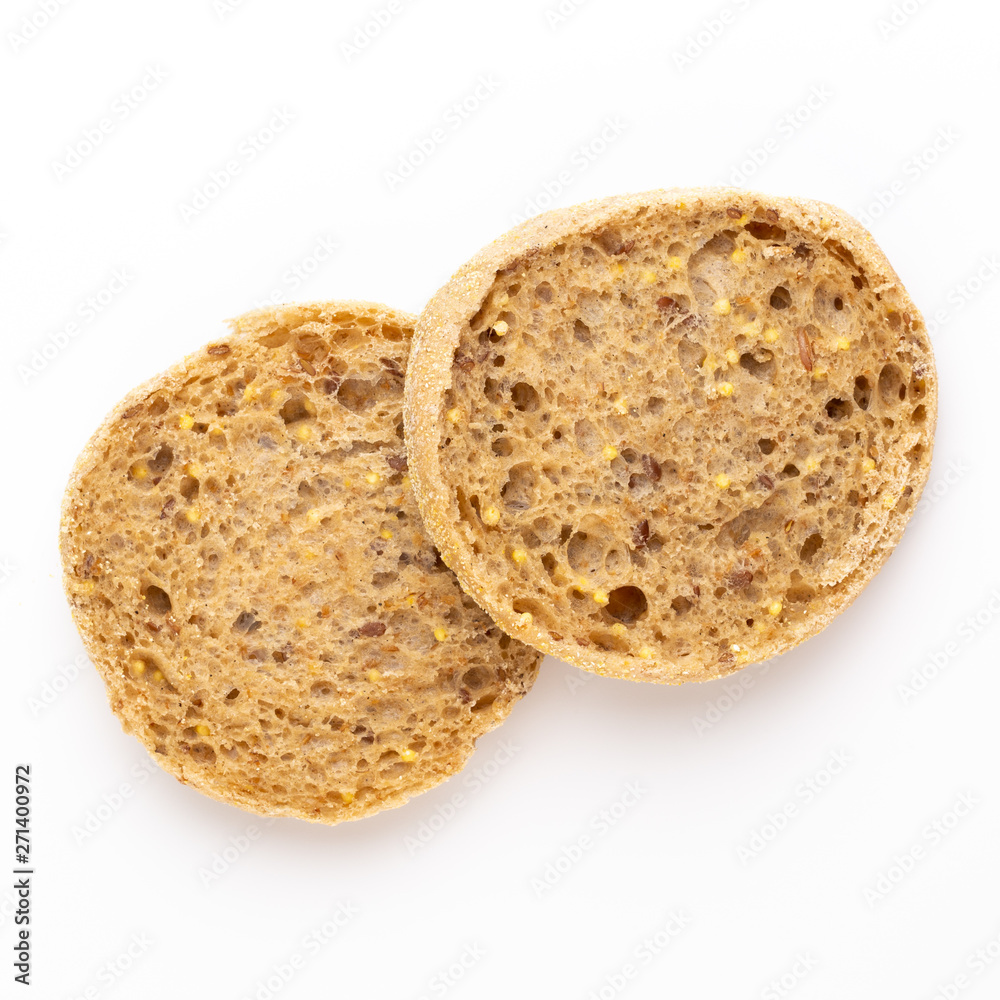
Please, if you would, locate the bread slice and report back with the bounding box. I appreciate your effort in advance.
[60,301,540,823]
[404,189,937,684]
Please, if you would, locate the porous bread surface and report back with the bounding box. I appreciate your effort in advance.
[60,301,540,823]
[404,189,937,684]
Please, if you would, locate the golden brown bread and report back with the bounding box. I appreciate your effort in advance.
[60,301,540,822]
[404,189,937,683]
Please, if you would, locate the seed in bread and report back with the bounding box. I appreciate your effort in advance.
[403,189,937,683]
[60,301,541,823]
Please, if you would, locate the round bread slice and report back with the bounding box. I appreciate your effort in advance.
[60,301,540,823]
[404,189,937,684]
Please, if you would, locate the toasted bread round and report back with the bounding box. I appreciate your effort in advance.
[60,302,540,823]
[404,189,937,683]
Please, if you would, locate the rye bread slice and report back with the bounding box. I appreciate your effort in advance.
[404,189,937,683]
[60,301,540,823]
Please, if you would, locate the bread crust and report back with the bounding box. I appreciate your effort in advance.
[404,189,937,683]
[60,301,540,822]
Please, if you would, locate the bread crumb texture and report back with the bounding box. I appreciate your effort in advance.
[405,190,937,684]
[60,301,540,823]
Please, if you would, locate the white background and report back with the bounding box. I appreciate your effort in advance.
[2,0,998,997]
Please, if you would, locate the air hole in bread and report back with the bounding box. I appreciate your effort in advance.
[225,688,240,700]
[336,379,375,413]
[590,630,629,652]
[492,437,513,457]
[671,596,693,615]
[877,363,905,406]
[758,438,776,455]
[911,405,926,423]
[677,336,707,375]
[149,444,174,475]
[593,228,628,255]
[280,396,316,424]
[233,611,262,633]
[566,529,607,576]
[701,233,736,256]
[853,376,872,410]
[144,586,172,615]
[520,528,542,551]
[781,464,800,478]
[573,419,601,454]
[188,744,216,766]
[799,533,824,563]
[294,333,328,362]
[739,350,776,382]
[461,667,489,690]
[786,574,816,603]
[483,377,502,405]
[536,283,553,302]
[574,320,592,344]
[258,328,290,348]
[688,237,736,303]
[769,286,792,310]
[179,476,199,501]
[745,222,786,241]
[501,464,536,511]
[834,296,844,310]
[605,548,626,574]
[825,398,852,421]
[511,382,540,412]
